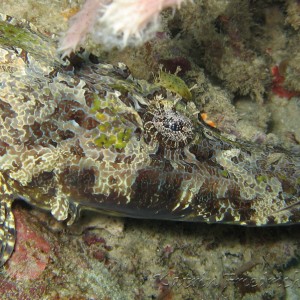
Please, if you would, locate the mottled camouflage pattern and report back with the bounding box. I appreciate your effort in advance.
[0,14,299,267]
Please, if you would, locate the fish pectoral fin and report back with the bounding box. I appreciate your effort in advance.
[0,198,16,267]
[50,193,79,225]
[50,194,69,221]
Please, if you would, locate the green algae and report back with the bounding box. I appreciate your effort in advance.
[0,18,59,65]
[156,69,192,101]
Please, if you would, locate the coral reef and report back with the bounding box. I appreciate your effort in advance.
[179,0,270,103]
[2,205,300,299]
[282,52,300,92]
[286,0,300,30]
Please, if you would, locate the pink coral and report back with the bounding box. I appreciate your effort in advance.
[59,0,189,57]
[59,0,109,58]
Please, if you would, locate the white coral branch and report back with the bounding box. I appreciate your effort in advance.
[58,0,188,57]
[58,0,111,58]
[95,0,186,47]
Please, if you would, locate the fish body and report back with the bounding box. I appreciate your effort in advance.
[0,14,299,266]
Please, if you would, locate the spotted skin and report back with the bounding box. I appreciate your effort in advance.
[0,14,299,267]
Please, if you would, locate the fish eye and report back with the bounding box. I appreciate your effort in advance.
[163,116,184,132]
[143,101,194,149]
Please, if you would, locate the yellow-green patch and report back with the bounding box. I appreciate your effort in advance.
[94,128,133,149]
[220,169,229,178]
[90,93,134,150]
[256,175,268,184]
